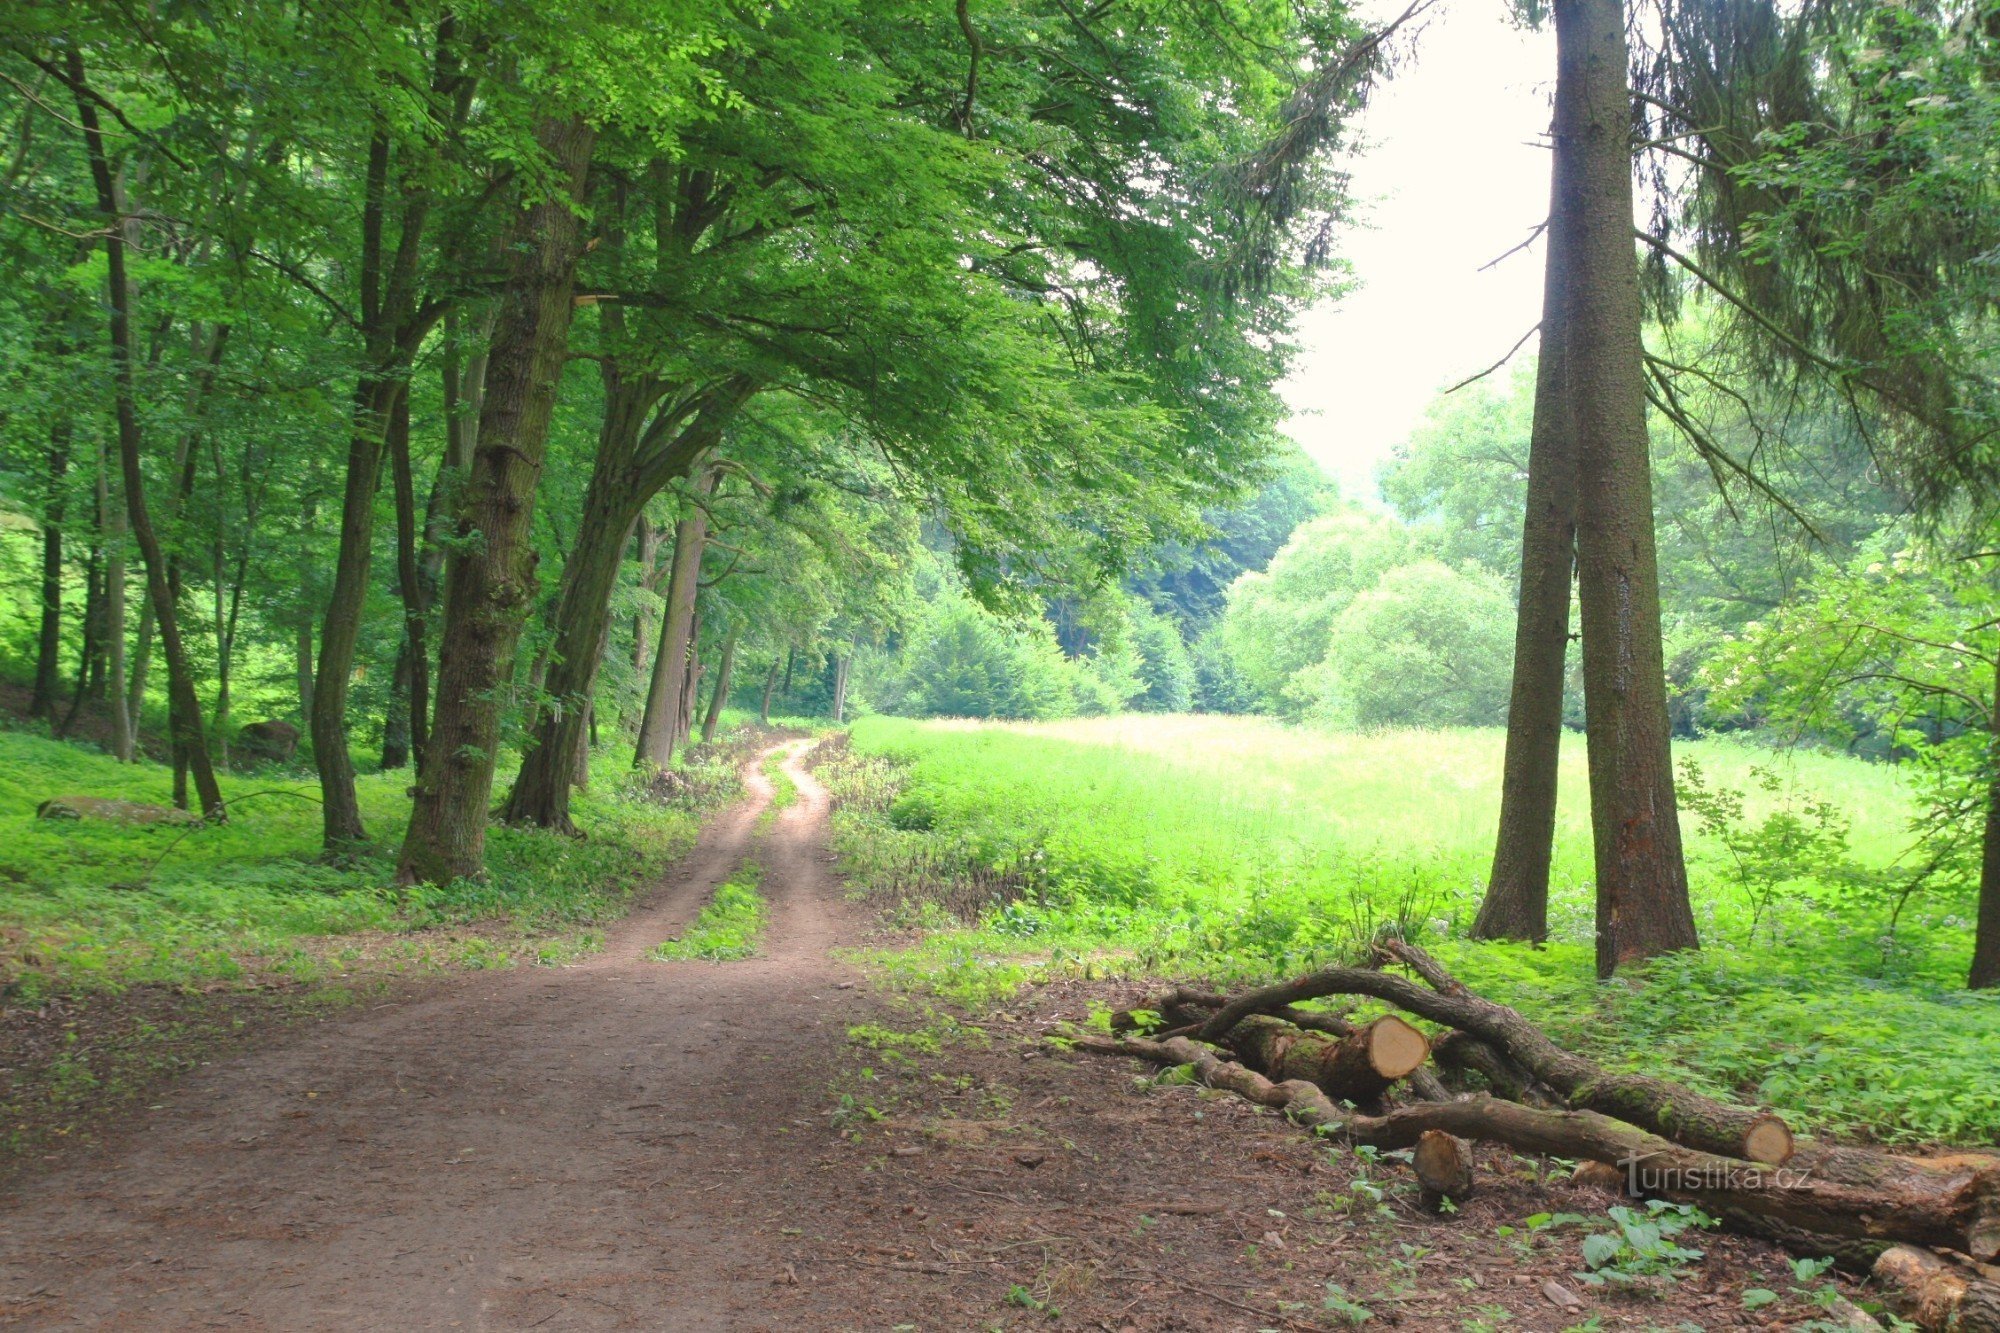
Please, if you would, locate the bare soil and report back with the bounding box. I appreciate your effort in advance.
[0,742,1869,1330]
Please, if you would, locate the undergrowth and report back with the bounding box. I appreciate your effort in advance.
[0,724,742,999]
[825,714,2000,1145]
[650,861,766,961]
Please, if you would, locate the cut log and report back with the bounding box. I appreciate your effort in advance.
[1413,1130,1475,1210]
[1571,1160,1627,1193]
[1114,990,1446,1101]
[1075,1033,1999,1261]
[1873,1245,2000,1332]
[1197,941,1796,1164]
[1432,1030,1563,1109]
[1220,1013,1429,1108]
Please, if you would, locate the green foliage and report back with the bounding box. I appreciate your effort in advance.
[1574,1201,1716,1291]
[649,862,766,962]
[1705,541,1996,983]
[1217,509,1414,714]
[1299,561,1514,728]
[1676,757,1869,943]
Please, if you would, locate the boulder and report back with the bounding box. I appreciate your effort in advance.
[236,719,300,765]
[37,795,199,826]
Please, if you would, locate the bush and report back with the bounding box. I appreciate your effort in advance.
[1215,509,1414,713]
[1293,560,1513,728]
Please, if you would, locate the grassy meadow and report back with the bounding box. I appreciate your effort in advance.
[832,714,2000,1145]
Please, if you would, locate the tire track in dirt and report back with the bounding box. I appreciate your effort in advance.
[0,739,877,1331]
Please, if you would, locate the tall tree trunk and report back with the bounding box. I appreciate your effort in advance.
[413,304,488,741]
[382,638,414,770]
[310,365,401,841]
[635,468,717,769]
[296,620,316,723]
[100,433,133,761]
[32,420,72,722]
[1971,648,2000,990]
[1472,61,1583,945]
[832,654,851,724]
[312,124,434,854]
[1556,0,1697,976]
[127,596,154,732]
[783,646,796,695]
[396,116,595,886]
[498,378,656,831]
[385,389,427,771]
[701,633,737,744]
[58,549,103,739]
[83,545,106,702]
[759,654,780,724]
[634,515,665,674]
[677,618,703,749]
[70,53,225,819]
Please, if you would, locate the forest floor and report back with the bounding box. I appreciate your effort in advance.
[0,741,1871,1331]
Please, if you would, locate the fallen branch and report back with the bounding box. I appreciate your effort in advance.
[1075,1033,1999,1262]
[1220,1013,1429,1109]
[1195,943,1795,1164]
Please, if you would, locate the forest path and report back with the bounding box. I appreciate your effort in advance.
[0,740,878,1330]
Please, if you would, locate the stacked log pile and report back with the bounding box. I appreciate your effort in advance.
[1079,939,2000,1331]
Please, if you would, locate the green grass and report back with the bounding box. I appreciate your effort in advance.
[0,722,728,999]
[832,714,2000,1145]
[650,861,767,961]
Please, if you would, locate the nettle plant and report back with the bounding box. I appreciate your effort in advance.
[1676,759,1869,944]
[1575,1201,1718,1292]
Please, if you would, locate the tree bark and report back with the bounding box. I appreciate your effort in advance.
[759,655,780,723]
[396,116,595,886]
[382,637,414,770]
[832,654,851,724]
[635,468,717,768]
[1412,1130,1477,1210]
[70,53,224,818]
[1971,640,2000,989]
[504,387,745,829]
[384,387,426,772]
[1474,111,1579,943]
[676,616,702,749]
[1874,1245,2000,1333]
[99,432,133,761]
[701,632,737,744]
[31,420,72,722]
[1555,0,1698,976]
[1220,1012,1429,1108]
[311,122,436,854]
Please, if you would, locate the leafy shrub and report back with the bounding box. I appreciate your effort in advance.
[1297,560,1513,728]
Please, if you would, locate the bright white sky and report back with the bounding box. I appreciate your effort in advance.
[1281,2,1555,503]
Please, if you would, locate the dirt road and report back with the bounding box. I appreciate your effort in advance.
[0,741,875,1330]
[0,741,1828,1332]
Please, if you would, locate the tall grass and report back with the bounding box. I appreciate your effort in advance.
[837,714,2000,1144]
